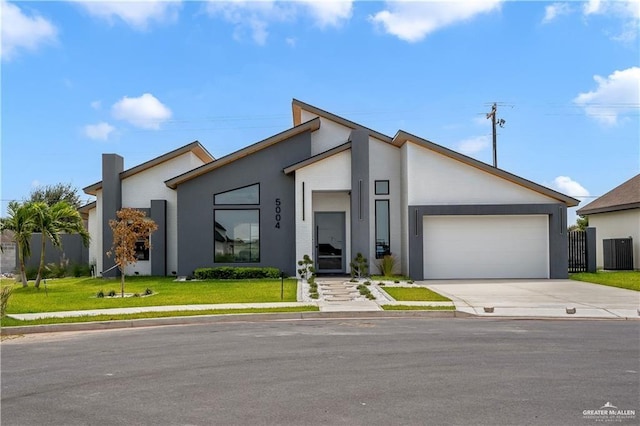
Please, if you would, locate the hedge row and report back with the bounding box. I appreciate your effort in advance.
[193,267,282,280]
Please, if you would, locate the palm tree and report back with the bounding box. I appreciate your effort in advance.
[32,201,90,289]
[0,202,35,287]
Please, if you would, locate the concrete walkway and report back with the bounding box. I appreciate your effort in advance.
[424,279,640,319]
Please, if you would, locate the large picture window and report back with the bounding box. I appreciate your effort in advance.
[214,184,260,205]
[375,200,390,259]
[214,210,260,263]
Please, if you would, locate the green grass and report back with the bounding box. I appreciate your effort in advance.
[570,271,640,291]
[381,286,451,302]
[1,276,299,314]
[0,306,319,327]
[370,275,412,282]
[381,305,455,311]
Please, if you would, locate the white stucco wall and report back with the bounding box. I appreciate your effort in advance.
[589,209,640,270]
[400,144,409,275]
[404,142,557,205]
[88,207,99,273]
[295,150,352,269]
[369,137,402,274]
[300,110,352,156]
[94,190,103,274]
[120,151,205,275]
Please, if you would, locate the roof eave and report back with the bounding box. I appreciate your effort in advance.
[393,130,580,207]
[292,99,393,144]
[165,118,321,189]
[577,202,640,216]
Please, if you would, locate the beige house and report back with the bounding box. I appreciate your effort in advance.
[577,174,639,270]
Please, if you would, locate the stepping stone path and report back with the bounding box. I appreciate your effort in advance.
[317,280,359,302]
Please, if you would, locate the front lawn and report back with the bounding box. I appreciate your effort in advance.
[1,276,299,314]
[0,306,318,327]
[570,271,640,291]
[381,286,451,302]
[381,305,454,311]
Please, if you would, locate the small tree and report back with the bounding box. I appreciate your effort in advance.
[107,208,158,297]
[31,201,90,289]
[350,252,368,279]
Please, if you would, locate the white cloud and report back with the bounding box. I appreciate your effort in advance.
[74,0,182,30]
[206,1,295,45]
[296,0,353,27]
[370,0,503,42]
[31,180,41,188]
[205,0,353,44]
[542,3,572,24]
[84,122,116,141]
[583,0,640,41]
[552,176,590,200]
[111,93,172,130]
[1,0,57,60]
[573,67,640,125]
[90,100,102,110]
[457,135,490,155]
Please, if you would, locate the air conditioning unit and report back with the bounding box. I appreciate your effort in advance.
[603,238,634,270]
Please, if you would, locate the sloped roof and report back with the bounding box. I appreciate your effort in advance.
[84,141,214,195]
[577,174,640,215]
[165,118,320,189]
[393,130,580,207]
[292,99,393,144]
[283,141,351,174]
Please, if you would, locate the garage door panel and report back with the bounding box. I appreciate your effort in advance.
[423,215,549,279]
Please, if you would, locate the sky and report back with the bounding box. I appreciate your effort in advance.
[1,0,639,225]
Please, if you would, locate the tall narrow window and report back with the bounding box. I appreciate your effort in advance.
[375,200,390,259]
[214,210,260,263]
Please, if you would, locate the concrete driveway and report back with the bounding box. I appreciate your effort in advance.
[423,279,640,319]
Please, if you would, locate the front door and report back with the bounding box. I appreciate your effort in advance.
[315,212,345,273]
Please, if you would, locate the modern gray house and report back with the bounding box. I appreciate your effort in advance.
[81,99,579,280]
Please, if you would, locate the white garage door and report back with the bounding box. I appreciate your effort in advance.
[423,215,549,279]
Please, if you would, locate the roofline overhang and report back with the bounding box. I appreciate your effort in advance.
[83,141,214,196]
[165,118,321,189]
[292,99,393,144]
[577,202,640,216]
[283,141,352,174]
[393,130,580,207]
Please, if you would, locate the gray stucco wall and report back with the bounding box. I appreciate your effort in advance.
[176,131,312,276]
[408,203,569,280]
[150,200,167,275]
[349,129,370,264]
[101,154,123,277]
[24,233,89,270]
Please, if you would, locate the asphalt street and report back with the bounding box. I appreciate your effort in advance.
[2,318,639,425]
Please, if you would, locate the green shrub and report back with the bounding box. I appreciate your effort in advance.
[1,286,13,318]
[96,290,105,298]
[71,263,92,277]
[145,288,153,295]
[350,253,368,278]
[25,266,38,280]
[376,255,397,277]
[108,290,116,297]
[194,267,281,280]
[297,255,316,283]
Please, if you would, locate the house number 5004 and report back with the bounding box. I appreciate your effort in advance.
[275,198,282,229]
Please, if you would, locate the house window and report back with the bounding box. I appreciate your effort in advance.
[375,200,390,259]
[214,210,260,263]
[214,184,260,205]
[135,239,150,261]
[375,180,389,195]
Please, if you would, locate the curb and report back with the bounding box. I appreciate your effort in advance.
[1,310,467,335]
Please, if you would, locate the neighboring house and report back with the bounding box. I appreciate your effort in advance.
[576,174,639,270]
[83,99,579,280]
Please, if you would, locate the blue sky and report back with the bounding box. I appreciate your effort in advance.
[2,0,639,224]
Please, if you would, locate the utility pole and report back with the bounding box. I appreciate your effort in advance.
[486,103,505,168]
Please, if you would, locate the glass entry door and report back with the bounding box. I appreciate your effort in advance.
[315,212,345,273]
